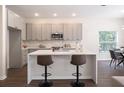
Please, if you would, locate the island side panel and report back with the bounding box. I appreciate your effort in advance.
[88,55,97,84]
[27,55,33,84]
[27,55,96,83]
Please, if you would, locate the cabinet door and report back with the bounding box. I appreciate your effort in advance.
[22,49,28,66]
[41,24,46,40]
[51,24,57,34]
[76,24,82,40]
[8,9,15,28]
[14,14,21,29]
[41,24,52,40]
[26,23,32,40]
[32,24,42,40]
[58,24,64,34]
[32,24,37,40]
[52,24,64,34]
[72,24,77,40]
[63,24,73,40]
[72,24,82,40]
[46,24,52,40]
[21,18,26,40]
[36,24,42,40]
[8,9,21,29]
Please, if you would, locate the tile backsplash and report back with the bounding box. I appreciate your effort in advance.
[22,40,82,48]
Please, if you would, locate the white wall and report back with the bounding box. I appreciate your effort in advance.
[25,18,124,59]
[83,18,124,60]
[0,6,3,79]
[0,6,7,80]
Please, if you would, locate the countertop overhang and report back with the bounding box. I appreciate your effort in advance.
[28,50,96,56]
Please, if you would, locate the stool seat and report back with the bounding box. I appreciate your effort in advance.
[71,55,86,65]
[70,55,86,87]
[37,55,53,66]
[37,55,53,87]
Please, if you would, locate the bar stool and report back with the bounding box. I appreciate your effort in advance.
[71,55,86,87]
[37,55,53,87]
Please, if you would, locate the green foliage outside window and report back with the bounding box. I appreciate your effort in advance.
[99,31,117,52]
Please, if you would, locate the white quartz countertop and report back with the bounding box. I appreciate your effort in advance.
[22,47,51,50]
[22,47,76,50]
[28,49,96,56]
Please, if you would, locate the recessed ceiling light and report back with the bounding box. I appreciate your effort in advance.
[72,13,76,16]
[53,13,57,17]
[34,13,39,17]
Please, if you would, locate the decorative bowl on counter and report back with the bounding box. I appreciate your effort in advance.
[38,44,46,48]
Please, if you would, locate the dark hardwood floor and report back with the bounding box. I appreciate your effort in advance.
[0,60,123,87]
[97,60,124,87]
[0,66,95,87]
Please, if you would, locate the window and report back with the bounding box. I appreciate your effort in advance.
[99,31,117,52]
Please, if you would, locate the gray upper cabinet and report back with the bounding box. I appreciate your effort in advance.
[52,24,64,34]
[26,23,42,40]
[41,24,52,40]
[8,9,26,40]
[26,23,32,40]
[76,24,82,40]
[64,24,82,41]
[26,23,82,41]
[8,10,15,28]
[21,19,26,40]
[32,24,42,40]
[72,24,82,40]
[64,24,73,40]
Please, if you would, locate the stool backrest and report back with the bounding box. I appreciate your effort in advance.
[37,55,53,66]
[71,55,86,65]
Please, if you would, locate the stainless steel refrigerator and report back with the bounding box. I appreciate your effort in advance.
[8,27,22,68]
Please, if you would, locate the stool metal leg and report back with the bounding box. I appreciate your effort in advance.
[71,65,85,87]
[45,66,47,82]
[39,66,53,87]
[76,65,79,83]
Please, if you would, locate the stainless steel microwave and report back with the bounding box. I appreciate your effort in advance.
[51,33,63,40]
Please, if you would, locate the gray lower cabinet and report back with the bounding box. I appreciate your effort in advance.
[28,49,39,53]
[22,49,28,65]
[28,48,51,53]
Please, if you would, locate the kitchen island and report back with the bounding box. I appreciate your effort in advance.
[27,49,97,84]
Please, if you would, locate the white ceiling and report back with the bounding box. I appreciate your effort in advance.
[7,5,124,18]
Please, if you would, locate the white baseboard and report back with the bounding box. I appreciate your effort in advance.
[97,59,111,61]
